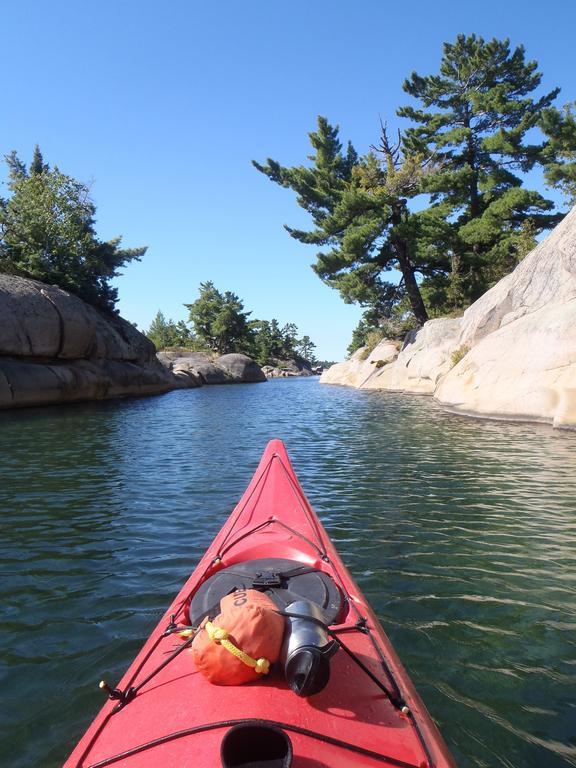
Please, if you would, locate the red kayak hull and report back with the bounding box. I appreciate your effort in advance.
[64,439,456,768]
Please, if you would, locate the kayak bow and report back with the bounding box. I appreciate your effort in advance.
[64,439,456,768]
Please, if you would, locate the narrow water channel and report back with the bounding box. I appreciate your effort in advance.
[1,378,575,767]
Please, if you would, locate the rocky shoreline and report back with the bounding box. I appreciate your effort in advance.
[321,205,576,431]
[0,275,267,410]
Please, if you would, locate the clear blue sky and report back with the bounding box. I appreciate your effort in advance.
[1,1,574,360]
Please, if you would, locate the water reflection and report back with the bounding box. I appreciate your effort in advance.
[1,381,575,767]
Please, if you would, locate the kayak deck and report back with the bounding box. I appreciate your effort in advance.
[64,440,455,768]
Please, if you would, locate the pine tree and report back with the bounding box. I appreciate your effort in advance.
[541,102,576,206]
[250,319,284,365]
[4,150,28,185]
[174,320,193,346]
[280,322,299,357]
[146,311,173,349]
[398,34,561,304]
[253,117,432,325]
[296,335,316,362]
[185,282,254,354]
[29,145,48,175]
[0,149,145,311]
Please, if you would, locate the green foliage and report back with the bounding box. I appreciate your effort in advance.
[29,145,48,176]
[254,117,432,326]
[358,329,385,360]
[296,335,316,362]
[451,345,470,367]
[249,318,285,364]
[183,283,318,364]
[399,34,561,305]
[255,35,569,358]
[0,148,145,311]
[348,315,396,355]
[249,319,316,365]
[146,311,195,350]
[185,281,254,355]
[541,102,576,205]
[348,318,378,356]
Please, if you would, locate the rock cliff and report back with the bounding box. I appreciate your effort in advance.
[321,205,576,429]
[436,206,576,428]
[0,275,265,409]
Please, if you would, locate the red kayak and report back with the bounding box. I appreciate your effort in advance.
[64,439,456,768]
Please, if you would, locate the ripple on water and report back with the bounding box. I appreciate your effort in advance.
[1,380,576,767]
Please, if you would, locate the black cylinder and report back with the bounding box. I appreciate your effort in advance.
[285,647,331,697]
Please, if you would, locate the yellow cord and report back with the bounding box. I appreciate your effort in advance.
[205,621,270,674]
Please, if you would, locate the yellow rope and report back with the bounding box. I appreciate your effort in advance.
[205,621,270,674]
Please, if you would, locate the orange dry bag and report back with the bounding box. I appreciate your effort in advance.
[192,589,285,685]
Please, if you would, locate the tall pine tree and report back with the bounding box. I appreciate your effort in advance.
[540,102,576,206]
[253,117,434,325]
[398,34,561,305]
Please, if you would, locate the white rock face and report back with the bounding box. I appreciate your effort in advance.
[322,205,576,429]
[320,341,399,388]
[457,205,576,347]
[321,319,460,395]
[436,207,576,428]
[436,300,576,427]
[366,318,461,394]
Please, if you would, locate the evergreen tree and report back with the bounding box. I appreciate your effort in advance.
[29,144,48,175]
[5,150,27,182]
[185,282,254,354]
[541,102,576,206]
[146,311,175,349]
[296,335,316,362]
[249,319,282,365]
[398,34,561,304]
[0,148,145,311]
[280,322,299,357]
[347,318,374,356]
[174,320,193,346]
[146,313,194,349]
[254,117,433,325]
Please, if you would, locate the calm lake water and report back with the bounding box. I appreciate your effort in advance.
[1,378,575,767]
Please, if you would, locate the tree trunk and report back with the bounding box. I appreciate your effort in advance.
[390,204,428,326]
[395,241,429,325]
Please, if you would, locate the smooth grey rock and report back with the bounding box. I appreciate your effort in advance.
[170,357,229,384]
[0,358,175,409]
[261,357,314,378]
[0,274,156,362]
[0,273,188,409]
[170,356,227,384]
[158,351,214,368]
[216,354,266,383]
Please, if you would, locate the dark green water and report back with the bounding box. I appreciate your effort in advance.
[1,378,575,767]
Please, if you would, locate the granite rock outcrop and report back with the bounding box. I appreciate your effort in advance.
[436,206,576,428]
[0,275,266,409]
[321,206,576,429]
